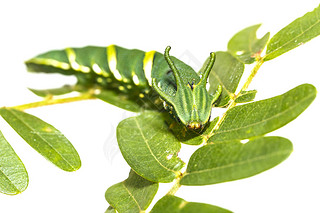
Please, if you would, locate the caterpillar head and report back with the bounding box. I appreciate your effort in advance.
[152,46,222,130]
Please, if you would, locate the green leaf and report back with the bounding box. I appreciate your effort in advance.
[150,195,232,213]
[180,136,292,186]
[95,90,142,112]
[0,108,81,172]
[166,116,219,145]
[203,51,244,107]
[105,170,158,213]
[235,90,257,103]
[28,85,77,97]
[211,84,316,142]
[117,111,184,182]
[105,206,116,213]
[228,24,270,64]
[0,130,28,195]
[265,4,320,60]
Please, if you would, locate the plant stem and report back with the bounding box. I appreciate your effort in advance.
[166,172,183,195]
[10,92,95,111]
[167,181,181,195]
[206,58,265,140]
[239,59,264,93]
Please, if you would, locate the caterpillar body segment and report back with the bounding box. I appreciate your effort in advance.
[25,45,221,129]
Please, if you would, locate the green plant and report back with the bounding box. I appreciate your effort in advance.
[0,3,319,213]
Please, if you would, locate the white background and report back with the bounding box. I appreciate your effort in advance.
[0,0,320,212]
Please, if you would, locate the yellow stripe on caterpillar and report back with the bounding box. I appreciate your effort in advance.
[107,45,122,81]
[132,72,140,85]
[65,48,91,73]
[26,58,71,70]
[92,63,110,77]
[143,50,156,86]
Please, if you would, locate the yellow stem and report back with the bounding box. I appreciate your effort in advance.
[10,92,95,111]
[206,58,265,140]
[167,171,183,195]
[239,59,264,93]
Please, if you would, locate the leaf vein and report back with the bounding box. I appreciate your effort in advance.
[214,93,313,136]
[0,167,19,192]
[121,182,142,212]
[185,149,288,176]
[6,109,75,170]
[133,117,176,174]
[268,10,320,55]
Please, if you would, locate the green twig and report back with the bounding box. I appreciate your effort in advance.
[239,59,264,93]
[166,171,183,195]
[9,92,95,111]
[206,58,265,140]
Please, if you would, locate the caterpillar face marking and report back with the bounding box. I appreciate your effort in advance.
[25,45,222,130]
[152,46,222,130]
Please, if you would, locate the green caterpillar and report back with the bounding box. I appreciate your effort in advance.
[25,45,222,129]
